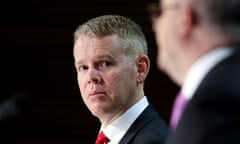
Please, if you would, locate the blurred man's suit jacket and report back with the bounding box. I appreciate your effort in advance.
[166,47,240,144]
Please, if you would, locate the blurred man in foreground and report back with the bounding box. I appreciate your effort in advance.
[150,0,240,143]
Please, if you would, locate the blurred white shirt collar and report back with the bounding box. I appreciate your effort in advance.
[182,47,233,100]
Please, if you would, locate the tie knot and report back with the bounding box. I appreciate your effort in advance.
[95,131,110,144]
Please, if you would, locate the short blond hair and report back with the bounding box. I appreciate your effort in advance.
[74,15,148,57]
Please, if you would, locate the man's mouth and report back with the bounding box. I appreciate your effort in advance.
[88,91,107,98]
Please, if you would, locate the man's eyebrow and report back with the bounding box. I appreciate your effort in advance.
[74,54,114,66]
[97,54,114,60]
[74,59,84,67]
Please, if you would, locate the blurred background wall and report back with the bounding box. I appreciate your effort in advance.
[0,0,179,143]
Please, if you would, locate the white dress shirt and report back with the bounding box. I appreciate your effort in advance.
[182,47,234,100]
[100,96,149,144]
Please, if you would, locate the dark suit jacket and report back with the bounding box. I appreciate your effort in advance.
[166,48,240,144]
[119,105,169,144]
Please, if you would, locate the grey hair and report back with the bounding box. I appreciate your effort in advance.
[74,15,148,57]
[192,0,240,43]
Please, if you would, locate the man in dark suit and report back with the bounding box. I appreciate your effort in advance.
[73,15,168,144]
[150,0,240,143]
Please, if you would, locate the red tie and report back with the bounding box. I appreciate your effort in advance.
[95,131,110,144]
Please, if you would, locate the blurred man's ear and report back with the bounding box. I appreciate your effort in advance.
[177,5,196,38]
[136,55,150,84]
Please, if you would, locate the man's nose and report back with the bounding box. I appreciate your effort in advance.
[87,68,101,84]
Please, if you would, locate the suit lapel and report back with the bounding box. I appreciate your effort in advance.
[119,105,159,144]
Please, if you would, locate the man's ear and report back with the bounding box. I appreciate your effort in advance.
[177,5,196,38]
[136,55,150,84]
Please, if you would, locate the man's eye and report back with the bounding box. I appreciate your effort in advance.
[78,65,88,71]
[100,61,112,67]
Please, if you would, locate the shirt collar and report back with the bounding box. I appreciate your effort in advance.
[182,47,233,100]
[101,96,149,144]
